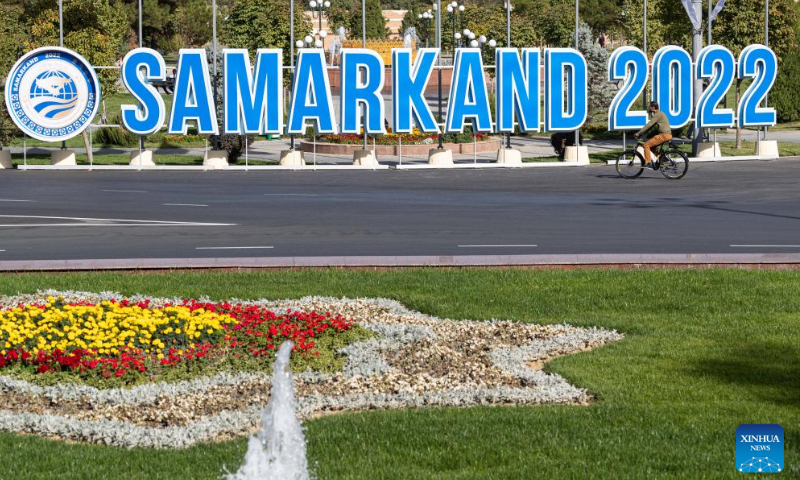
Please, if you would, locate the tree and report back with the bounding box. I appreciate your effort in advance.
[1,0,28,146]
[172,0,213,47]
[24,0,129,94]
[578,22,615,122]
[772,46,800,122]
[348,0,387,39]
[223,0,309,53]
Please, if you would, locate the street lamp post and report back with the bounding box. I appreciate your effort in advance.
[447,2,461,53]
[435,1,444,150]
[309,1,331,48]
[504,0,512,149]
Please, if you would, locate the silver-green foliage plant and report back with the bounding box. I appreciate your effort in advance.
[578,22,616,122]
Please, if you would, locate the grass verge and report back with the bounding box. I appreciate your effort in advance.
[0,269,797,479]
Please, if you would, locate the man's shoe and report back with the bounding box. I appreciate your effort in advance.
[643,162,654,168]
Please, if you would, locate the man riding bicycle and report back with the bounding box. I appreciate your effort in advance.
[634,101,671,167]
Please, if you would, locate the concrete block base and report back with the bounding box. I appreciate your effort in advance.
[51,150,77,166]
[564,146,589,165]
[204,150,229,169]
[129,150,155,167]
[756,140,779,158]
[0,150,11,169]
[496,148,522,164]
[695,142,721,158]
[428,148,453,165]
[352,149,379,166]
[279,149,306,166]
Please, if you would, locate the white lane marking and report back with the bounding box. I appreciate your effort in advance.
[103,189,147,193]
[0,215,231,225]
[0,250,5,252]
[0,224,233,227]
[0,215,234,227]
[730,245,800,248]
[196,246,274,250]
[263,194,319,196]
[163,203,208,207]
[458,244,538,248]
[0,199,35,202]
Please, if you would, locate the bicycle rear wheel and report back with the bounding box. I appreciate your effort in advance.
[660,148,689,179]
[616,150,644,178]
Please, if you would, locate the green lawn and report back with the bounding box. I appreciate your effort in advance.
[0,269,797,479]
[10,153,205,166]
[719,140,800,157]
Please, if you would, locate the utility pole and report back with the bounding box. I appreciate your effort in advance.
[574,0,579,148]
[690,0,703,156]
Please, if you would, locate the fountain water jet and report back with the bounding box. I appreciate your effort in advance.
[226,341,309,480]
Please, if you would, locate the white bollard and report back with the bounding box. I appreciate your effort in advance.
[496,148,522,164]
[204,150,229,169]
[563,146,589,165]
[129,150,155,167]
[51,150,77,166]
[0,150,11,169]
[279,149,306,166]
[755,140,779,158]
[352,149,379,166]
[427,148,453,165]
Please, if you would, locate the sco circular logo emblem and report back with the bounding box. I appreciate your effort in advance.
[4,47,101,142]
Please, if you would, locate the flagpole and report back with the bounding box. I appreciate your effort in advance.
[642,0,647,111]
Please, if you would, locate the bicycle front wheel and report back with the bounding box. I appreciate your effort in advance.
[616,150,644,178]
[660,148,689,179]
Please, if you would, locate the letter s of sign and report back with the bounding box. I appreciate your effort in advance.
[737,44,778,128]
[120,48,167,136]
[607,46,649,131]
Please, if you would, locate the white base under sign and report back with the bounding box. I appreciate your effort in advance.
[51,150,77,166]
[695,142,721,158]
[496,148,522,164]
[756,140,779,158]
[427,148,453,165]
[0,150,11,169]
[352,149,379,166]
[129,150,155,167]
[564,146,589,165]
[204,150,229,169]
[279,150,306,166]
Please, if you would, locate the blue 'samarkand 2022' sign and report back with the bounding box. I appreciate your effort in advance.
[5,44,778,142]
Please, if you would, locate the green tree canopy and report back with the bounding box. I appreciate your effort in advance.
[1,0,29,146]
[223,0,309,53]
[348,0,388,40]
[24,0,129,93]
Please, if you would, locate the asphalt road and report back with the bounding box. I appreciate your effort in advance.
[1,160,799,268]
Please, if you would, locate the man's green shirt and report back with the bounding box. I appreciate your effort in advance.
[636,111,671,136]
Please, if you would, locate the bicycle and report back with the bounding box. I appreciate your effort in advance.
[616,139,689,179]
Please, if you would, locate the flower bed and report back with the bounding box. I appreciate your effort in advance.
[0,292,623,448]
[0,296,364,385]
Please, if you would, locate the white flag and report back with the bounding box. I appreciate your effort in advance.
[710,0,727,22]
[680,0,702,29]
